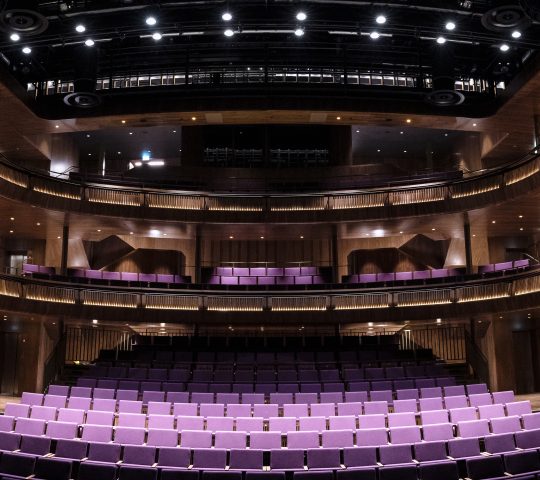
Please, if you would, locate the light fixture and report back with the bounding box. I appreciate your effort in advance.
[370,31,380,39]
[368,322,374,327]
[92,319,98,324]
[9,230,13,234]
[130,232,134,235]
[36,223,40,226]
[84,39,94,47]
[500,43,510,52]
[229,235,234,239]
[97,229,101,232]
[511,30,521,38]
[55,125,59,128]
[406,119,412,123]
[75,24,86,33]
[296,11,307,21]
[150,229,161,236]
[399,231,403,234]
[10,33,20,41]
[403,150,407,153]
[145,16,157,26]
[191,116,197,121]
[152,32,162,40]
[57,236,61,239]
[22,47,31,54]
[519,215,523,218]
[222,12,232,21]
[445,21,456,30]
[376,15,386,24]
[294,28,304,37]
[336,116,341,120]
[492,220,496,224]
[224,28,234,37]
[160,322,166,327]
[431,228,436,231]
[260,236,264,239]
[300,236,304,239]
[436,318,442,323]
[520,227,524,231]
[472,123,477,126]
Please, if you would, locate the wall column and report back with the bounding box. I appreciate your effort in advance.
[60,220,70,276]
[485,317,516,391]
[331,225,339,283]
[195,225,202,283]
[463,213,473,274]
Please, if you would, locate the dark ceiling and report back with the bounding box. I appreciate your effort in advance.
[0,0,539,117]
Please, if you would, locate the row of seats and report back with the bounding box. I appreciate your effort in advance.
[2,435,540,480]
[82,366,448,381]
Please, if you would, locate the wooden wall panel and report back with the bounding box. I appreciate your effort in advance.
[347,248,426,274]
[106,249,185,275]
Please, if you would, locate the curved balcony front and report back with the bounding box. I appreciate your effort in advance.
[1,267,539,324]
[0,151,539,224]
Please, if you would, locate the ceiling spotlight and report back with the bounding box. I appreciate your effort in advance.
[370,31,380,39]
[511,30,521,39]
[406,119,412,123]
[436,36,446,44]
[22,47,31,54]
[10,33,20,41]
[75,24,86,33]
[376,15,386,24]
[500,43,510,52]
[296,11,307,21]
[145,16,157,26]
[84,39,95,47]
[222,12,233,21]
[445,21,456,30]
[294,28,304,37]
[152,32,162,40]
[224,28,234,37]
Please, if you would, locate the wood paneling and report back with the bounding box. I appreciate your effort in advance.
[106,249,185,275]
[347,248,426,274]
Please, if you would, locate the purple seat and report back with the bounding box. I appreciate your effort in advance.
[174,403,198,417]
[139,273,157,283]
[86,410,115,426]
[418,462,459,480]
[276,276,294,285]
[221,276,239,285]
[283,404,308,418]
[237,417,264,432]
[295,275,313,284]
[484,432,516,454]
[4,403,30,418]
[87,441,122,463]
[506,400,532,416]
[469,393,492,407]
[503,449,540,475]
[465,455,505,480]
[419,397,444,411]
[466,384,488,395]
[116,389,139,401]
[445,396,469,410]
[71,386,92,398]
[422,423,454,441]
[243,393,265,404]
[48,385,70,396]
[180,430,212,448]
[412,270,431,280]
[103,271,121,280]
[337,402,362,416]
[215,430,247,448]
[19,434,51,455]
[54,438,89,461]
[114,426,146,445]
[253,404,279,418]
[148,415,175,430]
[342,445,378,469]
[414,440,448,462]
[0,415,15,432]
[21,392,43,406]
[229,449,264,471]
[46,420,78,439]
[287,431,319,448]
[306,447,341,469]
[477,404,505,420]
[490,415,522,434]
[370,390,393,403]
[93,388,116,400]
[148,401,172,415]
[420,409,449,425]
[457,419,490,438]
[240,276,257,285]
[443,386,466,397]
[359,274,377,283]
[85,269,103,279]
[14,417,46,435]
[388,412,416,428]
[389,426,422,444]
[250,267,266,277]
[157,446,191,468]
[227,404,251,417]
[207,417,234,432]
[491,390,515,404]
[345,392,369,403]
[250,431,282,449]
[431,268,449,278]
[522,412,540,430]
[118,400,143,414]
[449,407,477,423]
[311,403,335,417]
[270,449,305,471]
[82,424,113,442]
[200,403,225,417]
[355,427,388,446]
[515,429,540,450]
[393,399,418,414]
[177,416,204,431]
[299,416,326,433]
[322,428,354,447]
[257,276,276,285]
[270,393,294,405]
[363,401,388,415]
[358,414,386,429]
[379,444,414,465]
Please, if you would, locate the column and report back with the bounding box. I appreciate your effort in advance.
[331,225,339,283]
[463,213,473,274]
[485,317,516,391]
[194,225,202,283]
[328,126,352,166]
[60,221,70,276]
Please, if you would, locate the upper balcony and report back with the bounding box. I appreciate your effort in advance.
[0,149,539,224]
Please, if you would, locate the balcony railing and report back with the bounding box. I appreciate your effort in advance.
[1,266,540,315]
[0,149,539,221]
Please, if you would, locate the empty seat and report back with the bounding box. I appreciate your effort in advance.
[466,455,505,480]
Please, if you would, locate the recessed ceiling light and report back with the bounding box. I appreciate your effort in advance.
[445,21,456,30]
[75,24,86,33]
[55,125,59,128]
[260,236,264,239]
[472,234,476,237]
[511,30,521,39]
[377,149,381,152]
[403,150,407,153]
[36,223,40,226]
[336,116,341,120]
[375,15,386,24]
[492,220,496,224]
[9,230,13,234]
[294,28,304,37]
[400,131,404,134]
[520,227,524,231]
[436,318,442,323]
[222,12,233,21]
[436,36,446,44]
[152,32,162,40]
[300,236,304,239]
[10,217,14,221]
[500,44,510,52]
[224,28,234,37]
[399,231,403,234]
[57,236,61,239]
[92,319,98,324]
[130,232,134,235]
[22,47,31,54]
[84,39,94,47]
[519,215,523,218]
[191,116,197,121]
[296,11,307,21]
[431,228,436,231]
[160,322,166,327]
[229,235,234,239]
[406,119,412,123]
[97,229,101,232]
[370,31,380,39]
[145,16,157,26]
[129,132,133,135]
[10,33,20,42]
[472,123,477,126]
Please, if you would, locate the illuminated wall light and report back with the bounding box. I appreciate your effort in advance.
[10,33,20,41]
[406,119,412,123]
[511,30,521,38]
[436,36,446,44]
[75,24,86,33]
[191,116,197,121]
[222,12,233,21]
[445,21,456,30]
[148,160,165,166]
[92,319,98,324]
[375,15,386,24]
[152,32,162,40]
[296,11,307,21]
[500,44,510,52]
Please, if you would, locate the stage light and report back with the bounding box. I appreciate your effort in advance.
[445,21,456,30]
[370,31,380,39]
[75,24,86,33]
[224,28,234,37]
[22,47,31,54]
[295,28,304,36]
[84,39,95,47]
[296,11,307,21]
[500,43,510,52]
[436,36,446,44]
[222,12,232,21]
[152,32,162,40]
[10,33,20,41]
[511,30,521,38]
[145,16,157,26]
[376,15,386,24]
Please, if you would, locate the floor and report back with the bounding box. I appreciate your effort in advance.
[0,392,539,413]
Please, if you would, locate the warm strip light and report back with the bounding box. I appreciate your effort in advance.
[458,293,508,303]
[26,293,75,304]
[272,306,327,311]
[33,186,81,200]
[451,184,499,198]
[208,307,264,312]
[83,299,138,308]
[271,206,326,212]
[397,299,452,307]
[505,166,540,185]
[0,165,29,188]
[208,206,263,212]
